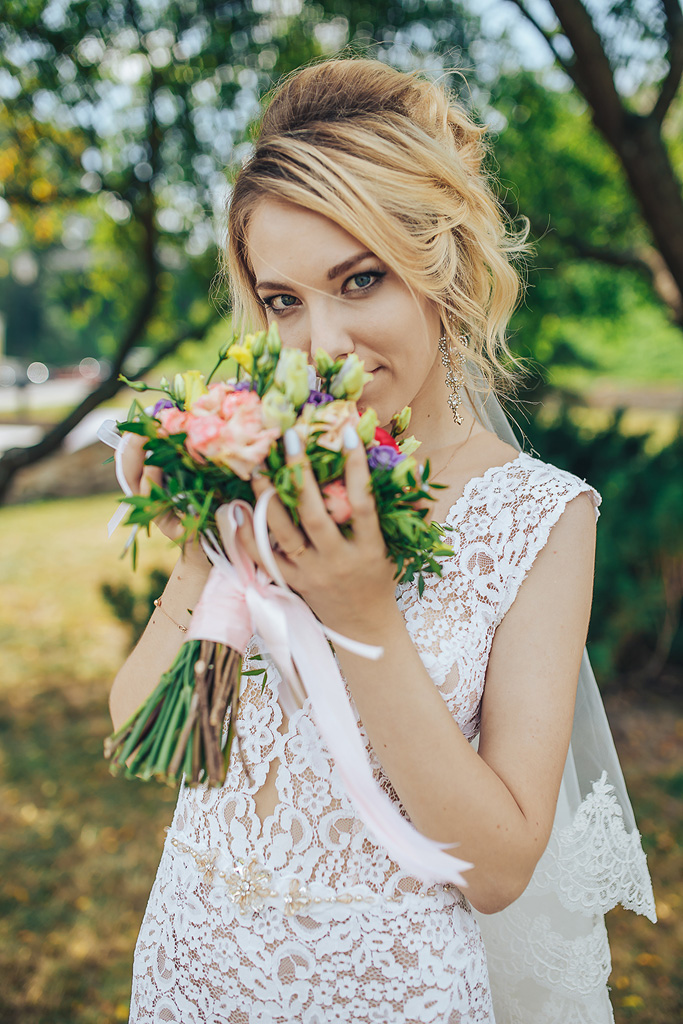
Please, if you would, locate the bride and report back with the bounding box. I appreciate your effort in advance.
[110,58,655,1023]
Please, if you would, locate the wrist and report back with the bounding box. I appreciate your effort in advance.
[177,542,211,580]
[323,597,402,645]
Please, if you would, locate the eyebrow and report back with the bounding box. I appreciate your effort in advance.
[255,251,377,292]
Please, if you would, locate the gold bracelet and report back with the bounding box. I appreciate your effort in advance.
[153,596,188,633]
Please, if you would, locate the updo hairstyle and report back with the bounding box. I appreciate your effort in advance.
[225,58,528,396]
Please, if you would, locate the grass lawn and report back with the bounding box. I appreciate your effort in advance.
[0,494,680,1023]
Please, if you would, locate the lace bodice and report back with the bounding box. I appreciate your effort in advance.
[168,453,600,895]
[129,453,654,1024]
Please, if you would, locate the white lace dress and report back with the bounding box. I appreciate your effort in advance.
[128,453,654,1024]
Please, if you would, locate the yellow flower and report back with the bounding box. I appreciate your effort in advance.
[173,370,208,408]
[313,348,336,376]
[227,338,256,375]
[266,322,282,355]
[391,405,412,435]
[391,455,418,487]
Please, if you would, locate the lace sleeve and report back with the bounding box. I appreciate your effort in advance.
[493,457,601,628]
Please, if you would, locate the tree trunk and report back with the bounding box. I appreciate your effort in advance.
[611,114,683,315]
[521,0,683,319]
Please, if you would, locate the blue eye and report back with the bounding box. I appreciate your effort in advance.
[265,293,299,312]
[351,273,373,288]
[344,270,385,292]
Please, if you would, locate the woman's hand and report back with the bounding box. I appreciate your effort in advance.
[119,433,209,573]
[236,426,400,638]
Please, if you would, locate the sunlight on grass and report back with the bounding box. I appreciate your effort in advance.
[1,494,178,694]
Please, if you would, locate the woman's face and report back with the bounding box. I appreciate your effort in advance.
[246,199,444,428]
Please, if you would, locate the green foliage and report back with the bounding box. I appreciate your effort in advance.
[523,405,683,689]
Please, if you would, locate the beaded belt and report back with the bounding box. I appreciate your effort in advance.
[165,827,467,916]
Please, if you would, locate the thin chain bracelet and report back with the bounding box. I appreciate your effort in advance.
[153,596,188,632]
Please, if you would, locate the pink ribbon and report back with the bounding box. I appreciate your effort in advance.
[188,495,472,887]
[98,422,471,885]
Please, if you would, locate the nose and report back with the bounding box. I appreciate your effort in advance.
[307,302,354,362]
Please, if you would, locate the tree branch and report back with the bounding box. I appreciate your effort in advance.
[547,0,625,138]
[0,314,221,502]
[512,0,626,143]
[505,0,579,83]
[522,213,683,323]
[653,0,683,123]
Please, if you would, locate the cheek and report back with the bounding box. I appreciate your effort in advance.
[267,316,309,353]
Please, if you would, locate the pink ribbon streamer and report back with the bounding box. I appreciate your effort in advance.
[188,496,472,887]
[98,422,471,885]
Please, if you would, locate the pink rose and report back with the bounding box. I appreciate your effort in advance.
[191,381,236,417]
[184,414,225,464]
[322,479,353,524]
[157,406,190,437]
[184,392,279,479]
[219,389,259,419]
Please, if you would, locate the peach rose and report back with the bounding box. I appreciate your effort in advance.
[184,391,279,479]
[304,400,359,452]
[157,406,190,437]
[191,381,236,417]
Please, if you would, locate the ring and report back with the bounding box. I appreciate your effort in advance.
[281,543,308,559]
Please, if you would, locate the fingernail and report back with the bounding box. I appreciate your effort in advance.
[284,428,301,457]
[234,506,244,526]
[343,424,359,450]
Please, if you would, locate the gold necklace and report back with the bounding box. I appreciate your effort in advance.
[427,421,476,484]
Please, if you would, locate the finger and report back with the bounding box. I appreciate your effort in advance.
[234,511,263,569]
[251,468,310,562]
[120,432,148,493]
[139,463,163,497]
[282,428,340,550]
[343,426,383,547]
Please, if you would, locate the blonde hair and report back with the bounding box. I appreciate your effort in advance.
[224,57,528,396]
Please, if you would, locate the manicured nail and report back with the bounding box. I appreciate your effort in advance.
[343,424,359,450]
[284,428,301,457]
[234,506,244,526]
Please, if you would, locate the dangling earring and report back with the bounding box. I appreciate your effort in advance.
[438,318,468,426]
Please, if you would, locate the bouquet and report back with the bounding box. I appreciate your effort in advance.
[103,324,452,790]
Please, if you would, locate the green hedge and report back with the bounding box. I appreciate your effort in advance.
[522,407,682,691]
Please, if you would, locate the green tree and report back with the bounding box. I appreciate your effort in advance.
[506,0,683,322]
[0,0,477,500]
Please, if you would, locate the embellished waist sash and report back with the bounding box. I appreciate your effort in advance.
[164,827,468,918]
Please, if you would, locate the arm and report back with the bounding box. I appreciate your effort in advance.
[109,551,210,733]
[107,432,211,733]
[241,435,597,914]
[334,490,596,914]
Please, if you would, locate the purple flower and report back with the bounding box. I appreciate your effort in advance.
[233,380,254,391]
[152,398,175,416]
[306,389,334,406]
[367,445,405,470]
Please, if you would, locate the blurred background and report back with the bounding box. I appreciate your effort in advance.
[0,1,681,1021]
